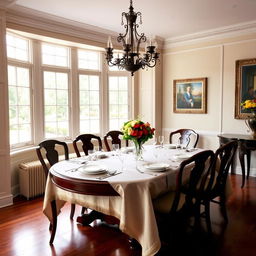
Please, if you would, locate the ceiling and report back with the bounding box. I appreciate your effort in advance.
[14,0,256,40]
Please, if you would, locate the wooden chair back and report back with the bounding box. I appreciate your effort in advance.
[207,141,238,197]
[170,150,215,214]
[169,129,199,148]
[36,139,69,177]
[73,134,102,157]
[103,130,128,151]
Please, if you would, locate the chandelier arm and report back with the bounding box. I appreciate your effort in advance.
[144,59,157,68]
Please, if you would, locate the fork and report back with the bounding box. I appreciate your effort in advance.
[97,170,121,180]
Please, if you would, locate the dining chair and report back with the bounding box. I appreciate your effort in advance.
[153,150,215,231]
[169,129,199,148]
[73,134,102,156]
[36,139,76,220]
[103,130,128,151]
[200,141,238,232]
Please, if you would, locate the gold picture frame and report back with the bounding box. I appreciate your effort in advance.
[235,58,256,119]
[173,78,207,114]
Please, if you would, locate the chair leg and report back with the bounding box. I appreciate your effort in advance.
[81,206,87,215]
[50,200,57,245]
[70,204,75,220]
[204,201,212,233]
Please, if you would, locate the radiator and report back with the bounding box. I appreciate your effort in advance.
[19,160,47,199]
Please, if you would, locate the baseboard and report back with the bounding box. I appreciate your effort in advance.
[234,166,256,177]
[11,184,20,198]
[0,193,13,208]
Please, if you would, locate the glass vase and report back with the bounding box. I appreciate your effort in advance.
[134,141,144,161]
[245,112,256,138]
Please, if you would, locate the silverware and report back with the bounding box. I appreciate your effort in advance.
[97,170,121,180]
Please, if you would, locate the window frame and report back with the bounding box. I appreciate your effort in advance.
[7,57,34,149]
[7,31,133,151]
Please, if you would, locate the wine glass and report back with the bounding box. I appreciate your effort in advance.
[117,150,125,172]
[158,135,164,148]
[88,149,95,161]
[112,144,120,156]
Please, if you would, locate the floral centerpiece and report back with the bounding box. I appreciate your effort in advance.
[241,99,256,137]
[122,119,155,160]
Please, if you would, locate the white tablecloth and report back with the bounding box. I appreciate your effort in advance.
[43,146,202,256]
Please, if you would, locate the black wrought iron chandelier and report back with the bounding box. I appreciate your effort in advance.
[105,0,160,76]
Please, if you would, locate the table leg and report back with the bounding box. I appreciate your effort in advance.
[76,210,104,225]
[49,200,57,244]
[238,150,246,188]
[246,150,251,179]
[76,210,120,226]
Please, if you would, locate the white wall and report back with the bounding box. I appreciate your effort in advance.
[162,32,256,176]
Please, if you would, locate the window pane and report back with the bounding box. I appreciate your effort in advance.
[108,76,129,130]
[57,90,68,105]
[44,71,56,89]
[44,89,56,105]
[42,43,69,67]
[45,106,56,122]
[17,87,30,105]
[8,87,17,105]
[17,68,29,87]
[79,74,100,134]
[6,34,29,62]
[56,73,68,89]
[78,50,99,70]
[43,71,69,138]
[8,66,16,85]
[8,65,32,145]
[57,121,69,136]
[19,106,30,123]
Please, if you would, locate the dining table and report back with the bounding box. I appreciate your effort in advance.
[43,145,203,256]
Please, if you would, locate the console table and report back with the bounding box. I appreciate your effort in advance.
[218,134,256,188]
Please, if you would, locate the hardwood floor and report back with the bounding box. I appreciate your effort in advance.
[0,174,255,256]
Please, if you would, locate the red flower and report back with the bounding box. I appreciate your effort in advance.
[131,130,138,137]
[138,130,143,137]
[143,129,148,135]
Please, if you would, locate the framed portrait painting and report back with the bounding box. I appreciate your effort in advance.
[235,58,256,119]
[173,77,207,114]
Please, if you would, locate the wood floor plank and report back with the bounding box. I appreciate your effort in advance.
[0,174,255,256]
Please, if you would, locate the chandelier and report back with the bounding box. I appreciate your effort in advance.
[105,0,160,76]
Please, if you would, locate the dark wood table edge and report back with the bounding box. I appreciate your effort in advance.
[48,169,120,244]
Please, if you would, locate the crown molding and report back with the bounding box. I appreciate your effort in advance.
[0,0,16,9]
[164,20,256,49]
[6,5,117,47]
[6,5,165,50]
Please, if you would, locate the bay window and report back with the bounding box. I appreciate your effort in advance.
[6,31,131,150]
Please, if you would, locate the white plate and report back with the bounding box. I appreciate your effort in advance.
[144,163,170,171]
[173,153,193,160]
[78,164,107,175]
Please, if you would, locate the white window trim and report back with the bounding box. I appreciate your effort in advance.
[7,31,133,151]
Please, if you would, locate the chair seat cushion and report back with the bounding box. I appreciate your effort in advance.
[153,191,185,214]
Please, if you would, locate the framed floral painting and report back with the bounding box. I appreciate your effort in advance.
[173,77,207,114]
[235,58,256,119]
